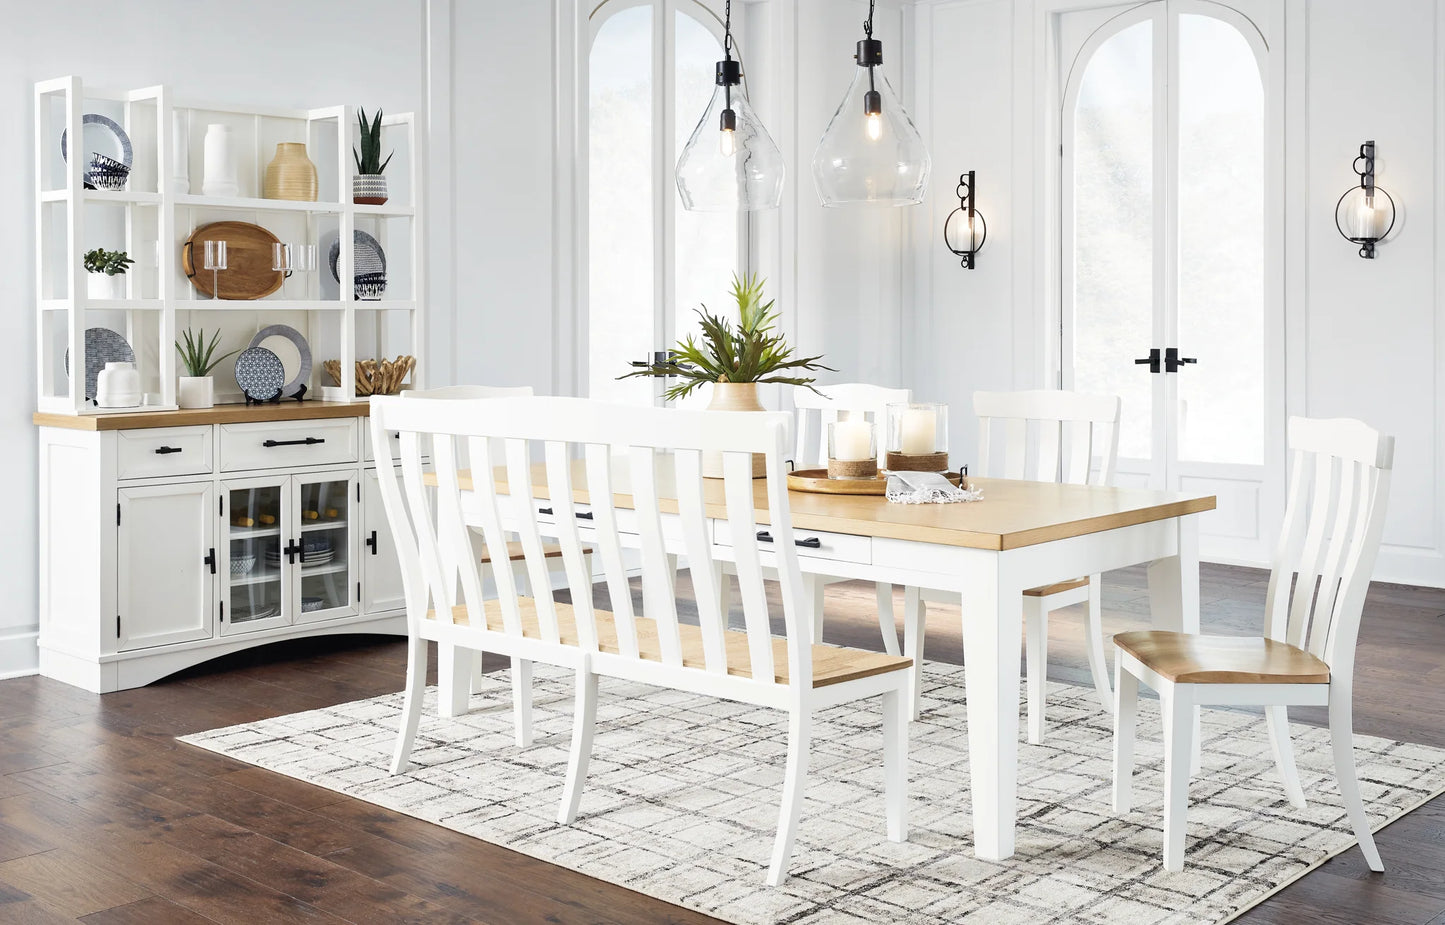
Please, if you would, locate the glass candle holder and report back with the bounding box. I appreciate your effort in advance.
[827,417,878,480]
[886,402,949,471]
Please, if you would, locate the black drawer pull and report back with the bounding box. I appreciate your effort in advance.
[154,445,183,455]
[263,437,326,448]
[538,507,553,515]
[755,531,821,549]
[574,511,594,520]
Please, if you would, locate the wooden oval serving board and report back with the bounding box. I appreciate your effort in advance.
[786,468,964,495]
[183,221,284,300]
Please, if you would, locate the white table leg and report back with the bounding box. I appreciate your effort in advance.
[960,555,1022,861]
[1147,514,1202,772]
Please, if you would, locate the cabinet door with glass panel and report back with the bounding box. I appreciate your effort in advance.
[220,475,292,636]
[292,470,360,624]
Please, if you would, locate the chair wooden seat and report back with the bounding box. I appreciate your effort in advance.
[1022,576,1090,597]
[430,598,912,688]
[479,541,591,564]
[1114,631,1330,685]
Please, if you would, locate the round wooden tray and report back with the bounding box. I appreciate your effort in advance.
[786,468,963,495]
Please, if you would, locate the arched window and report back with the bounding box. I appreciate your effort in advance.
[587,0,745,405]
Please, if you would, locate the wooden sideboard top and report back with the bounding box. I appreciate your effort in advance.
[34,401,372,431]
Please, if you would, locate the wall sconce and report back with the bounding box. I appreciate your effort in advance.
[943,171,987,269]
[1335,140,1395,259]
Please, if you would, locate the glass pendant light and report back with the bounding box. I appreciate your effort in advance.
[675,0,784,212]
[812,0,931,207]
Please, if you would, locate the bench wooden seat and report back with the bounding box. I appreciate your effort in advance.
[479,541,591,564]
[1113,630,1330,685]
[1022,576,1090,597]
[430,598,912,688]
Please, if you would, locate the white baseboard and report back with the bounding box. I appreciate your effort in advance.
[0,627,39,679]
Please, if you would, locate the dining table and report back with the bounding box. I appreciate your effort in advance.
[447,462,1216,861]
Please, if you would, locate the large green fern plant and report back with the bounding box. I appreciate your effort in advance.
[620,274,832,401]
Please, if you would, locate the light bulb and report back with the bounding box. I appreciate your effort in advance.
[866,112,882,141]
[719,128,736,157]
[1354,195,1377,239]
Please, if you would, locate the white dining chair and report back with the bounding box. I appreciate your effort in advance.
[400,384,591,738]
[902,389,1121,741]
[1113,416,1393,873]
[376,395,912,885]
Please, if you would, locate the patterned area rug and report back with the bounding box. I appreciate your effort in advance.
[180,663,1445,924]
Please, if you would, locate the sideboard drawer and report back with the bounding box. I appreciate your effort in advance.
[219,419,359,472]
[116,426,213,479]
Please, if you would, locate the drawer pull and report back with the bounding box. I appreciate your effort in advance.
[755,531,821,549]
[263,437,326,448]
[537,507,592,521]
[538,507,553,515]
[154,445,183,455]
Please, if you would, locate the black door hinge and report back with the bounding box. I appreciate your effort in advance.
[220,601,225,622]
[356,581,361,603]
[116,502,122,526]
[116,615,120,638]
[219,497,223,516]
[356,482,360,502]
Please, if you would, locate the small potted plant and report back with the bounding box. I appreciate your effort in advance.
[621,273,831,476]
[352,107,394,205]
[175,327,239,409]
[83,248,134,300]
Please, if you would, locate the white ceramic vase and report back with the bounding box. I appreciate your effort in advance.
[86,272,125,300]
[96,362,141,409]
[201,123,238,197]
[177,376,215,410]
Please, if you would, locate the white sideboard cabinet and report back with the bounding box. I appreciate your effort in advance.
[36,403,410,692]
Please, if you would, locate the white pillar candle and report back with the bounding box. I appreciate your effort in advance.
[832,419,874,461]
[900,408,937,455]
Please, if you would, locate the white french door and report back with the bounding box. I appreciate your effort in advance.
[1058,0,1283,564]
[584,0,749,407]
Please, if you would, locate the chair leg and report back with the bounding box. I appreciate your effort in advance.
[1265,705,1306,809]
[511,658,534,747]
[557,661,598,825]
[902,586,927,721]
[1329,693,1384,872]
[766,709,811,886]
[1024,596,1047,745]
[1162,687,1194,872]
[882,688,908,842]
[390,635,428,775]
[1084,575,1113,713]
[716,561,733,628]
[875,582,901,656]
[437,642,471,718]
[1111,655,1139,813]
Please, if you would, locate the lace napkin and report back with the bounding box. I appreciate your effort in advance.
[885,470,984,504]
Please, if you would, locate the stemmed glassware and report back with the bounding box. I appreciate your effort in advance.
[203,240,227,300]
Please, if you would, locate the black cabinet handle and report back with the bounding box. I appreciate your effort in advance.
[1134,348,1161,374]
[154,445,183,455]
[755,531,821,549]
[538,507,553,515]
[263,437,326,448]
[366,530,378,554]
[575,511,594,520]
[1164,347,1198,373]
[203,547,216,574]
[284,539,300,565]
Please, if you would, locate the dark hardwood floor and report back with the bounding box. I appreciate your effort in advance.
[0,563,1442,924]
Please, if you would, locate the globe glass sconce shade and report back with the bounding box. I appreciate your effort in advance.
[1334,140,1395,259]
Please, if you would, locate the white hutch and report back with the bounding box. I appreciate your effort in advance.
[33,77,423,692]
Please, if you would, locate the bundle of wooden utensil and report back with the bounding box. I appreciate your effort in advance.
[324,355,416,396]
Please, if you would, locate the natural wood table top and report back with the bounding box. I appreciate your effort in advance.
[440,462,1215,552]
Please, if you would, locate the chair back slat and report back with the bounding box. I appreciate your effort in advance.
[545,440,598,651]
[434,433,492,630]
[974,390,1122,487]
[1264,417,1394,671]
[466,435,526,636]
[792,383,910,467]
[371,396,803,692]
[674,448,728,673]
[723,450,776,682]
[583,443,640,657]
[369,416,429,624]
[398,430,454,617]
[630,445,683,666]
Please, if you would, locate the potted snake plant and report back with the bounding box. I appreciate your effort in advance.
[352,107,394,205]
[175,327,239,409]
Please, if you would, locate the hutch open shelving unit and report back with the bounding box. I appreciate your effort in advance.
[33,76,426,692]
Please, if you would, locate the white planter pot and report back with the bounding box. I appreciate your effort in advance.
[177,376,215,410]
[96,362,141,409]
[86,272,125,300]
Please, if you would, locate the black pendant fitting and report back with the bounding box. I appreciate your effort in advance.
[864,90,882,117]
[855,38,883,67]
[715,58,741,87]
[720,108,736,132]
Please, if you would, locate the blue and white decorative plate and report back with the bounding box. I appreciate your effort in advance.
[248,324,311,399]
[234,346,286,402]
[60,114,134,169]
[63,327,135,402]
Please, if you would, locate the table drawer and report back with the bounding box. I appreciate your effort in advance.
[713,521,870,564]
[219,419,359,472]
[116,426,213,479]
